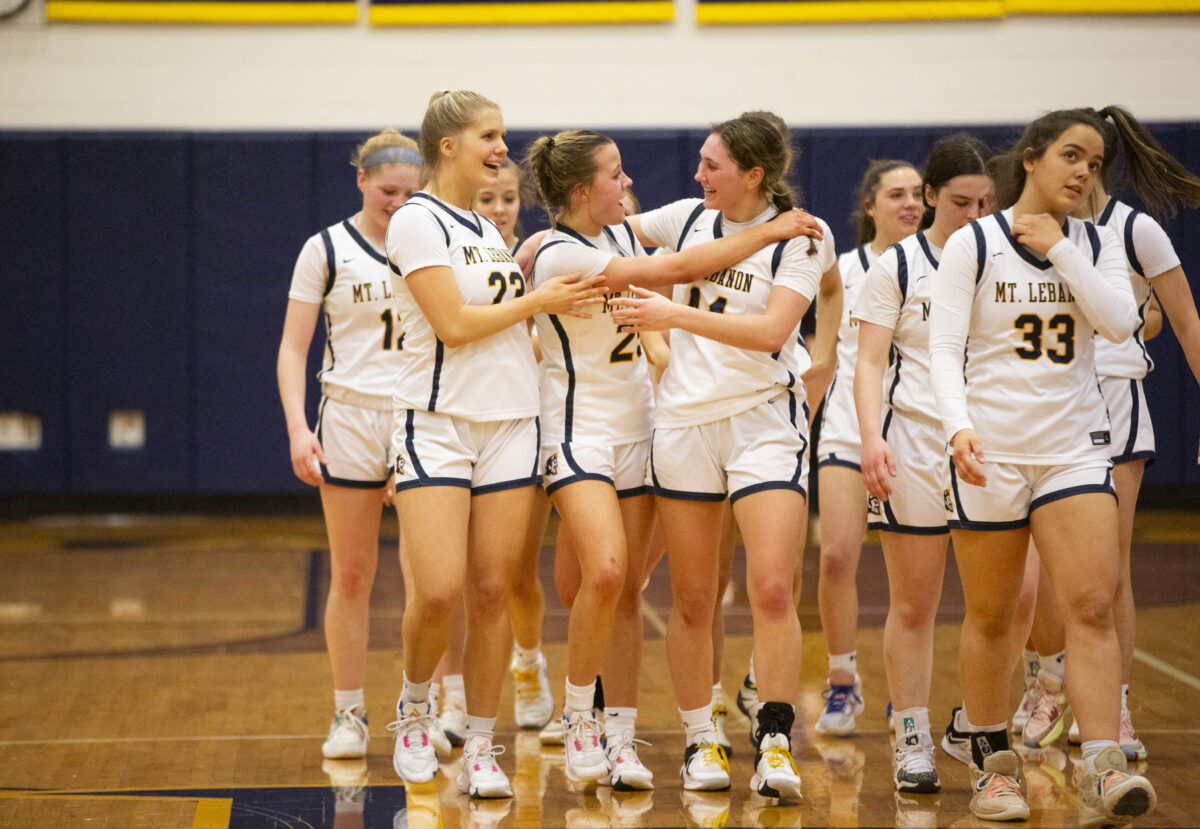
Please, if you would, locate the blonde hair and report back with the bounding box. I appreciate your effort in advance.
[419,90,500,186]
[351,129,419,177]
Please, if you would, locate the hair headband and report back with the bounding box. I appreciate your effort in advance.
[361,146,422,169]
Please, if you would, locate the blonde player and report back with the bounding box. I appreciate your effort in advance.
[853,133,993,794]
[385,90,604,800]
[929,108,1155,825]
[277,130,421,760]
[611,112,826,802]
[815,159,923,735]
[525,128,820,790]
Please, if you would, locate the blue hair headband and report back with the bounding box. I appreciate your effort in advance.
[362,146,422,169]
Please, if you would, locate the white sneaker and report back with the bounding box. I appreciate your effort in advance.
[681,742,731,791]
[712,702,733,757]
[438,689,467,748]
[605,728,654,791]
[322,707,369,759]
[457,736,513,799]
[969,749,1029,822]
[565,711,609,784]
[539,714,565,745]
[390,701,439,783]
[1078,744,1156,829]
[1012,678,1039,732]
[893,739,940,794]
[815,677,864,735]
[750,732,802,801]
[511,651,555,729]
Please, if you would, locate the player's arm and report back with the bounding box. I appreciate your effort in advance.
[277,298,325,486]
[854,321,897,501]
[802,261,842,418]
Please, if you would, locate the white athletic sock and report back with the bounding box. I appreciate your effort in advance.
[464,715,496,747]
[442,673,465,700]
[681,705,717,745]
[334,688,365,713]
[401,675,432,708]
[711,682,723,705]
[606,707,637,736]
[1022,649,1040,686]
[828,651,858,681]
[565,679,596,715]
[893,706,931,744]
[1082,739,1120,773]
[1121,684,1130,713]
[747,654,756,685]
[1038,650,1066,683]
[513,642,542,671]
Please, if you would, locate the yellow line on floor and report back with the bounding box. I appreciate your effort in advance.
[1133,648,1200,693]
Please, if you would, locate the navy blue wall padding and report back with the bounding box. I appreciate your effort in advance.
[192,134,318,493]
[1,122,1198,496]
[0,137,69,492]
[63,135,193,493]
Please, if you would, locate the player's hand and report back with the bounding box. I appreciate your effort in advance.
[950,428,987,487]
[289,428,325,487]
[764,208,824,245]
[1011,212,1065,255]
[608,285,678,332]
[514,229,549,278]
[533,272,607,318]
[861,433,896,502]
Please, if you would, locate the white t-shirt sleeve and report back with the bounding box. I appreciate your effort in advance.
[929,226,978,443]
[817,217,837,274]
[773,238,823,302]
[850,248,902,330]
[288,233,329,304]
[637,198,702,253]
[385,205,453,287]
[533,243,612,287]
[1046,226,1136,343]
[1130,213,1182,279]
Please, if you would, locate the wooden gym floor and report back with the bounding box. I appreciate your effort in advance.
[1,507,1199,828]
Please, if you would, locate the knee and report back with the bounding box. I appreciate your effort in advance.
[672,586,717,630]
[330,560,375,602]
[889,598,936,633]
[585,556,627,606]
[749,575,793,621]
[819,545,858,582]
[966,602,1015,641]
[1062,591,1114,633]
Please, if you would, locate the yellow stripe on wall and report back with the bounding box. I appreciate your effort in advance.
[45,0,356,22]
[1006,0,1200,11]
[697,0,1003,23]
[369,1,673,25]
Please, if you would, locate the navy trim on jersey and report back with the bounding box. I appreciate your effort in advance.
[969,221,987,284]
[621,220,638,255]
[648,436,725,502]
[1097,197,1117,226]
[916,230,940,269]
[617,484,652,499]
[730,480,806,504]
[894,241,909,303]
[1124,210,1146,277]
[530,238,572,279]
[402,194,451,246]
[473,475,539,496]
[857,245,870,272]
[428,340,444,411]
[548,315,577,441]
[532,417,542,481]
[995,212,1051,271]
[1120,378,1140,459]
[420,192,484,238]
[341,219,389,265]
[817,453,861,472]
[1029,477,1115,513]
[320,228,337,297]
[676,202,708,251]
[557,223,599,249]
[1113,449,1156,467]
[868,516,949,535]
[1084,221,1101,265]
[395,409,471,491]
[770,239,787,277]
[602,223,637,258]
[313,395,389,489]
[947,462,1029,531]
[886,350,904,408]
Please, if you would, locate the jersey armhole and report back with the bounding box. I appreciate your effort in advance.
[320,228,337,297]
[1124,210,1146,277]
[892,242,908,303]
[1085,221,1102,266]
[676,202,707,251]
[969,221,986,285]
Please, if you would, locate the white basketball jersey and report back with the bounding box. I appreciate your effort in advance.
[531,222,654,445]
[818,244,878,450]
[853,231,942,425]
[637,198,823,428]
[289,218,401,404]
[932,209,1128,463]
[792,216,838,376]
[1088,198,1181,380]
[385,192,538,422]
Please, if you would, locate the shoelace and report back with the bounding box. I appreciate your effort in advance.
[463,741,506,769]
[822,684,861,713]
[896,742,935,774]
[980,770,1022,798]
[387,707,436,746]
[691,743,730,773]
[334,709,369,739]
[568,716,603,750]
[760,744,798,774]
[608,732,651,766]
[1030,686,1063,721]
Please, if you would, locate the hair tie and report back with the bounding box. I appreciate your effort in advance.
[361,146,422,169]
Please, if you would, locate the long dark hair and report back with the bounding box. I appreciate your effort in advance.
[919,133,992,230]
[1088,105,1200,220]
